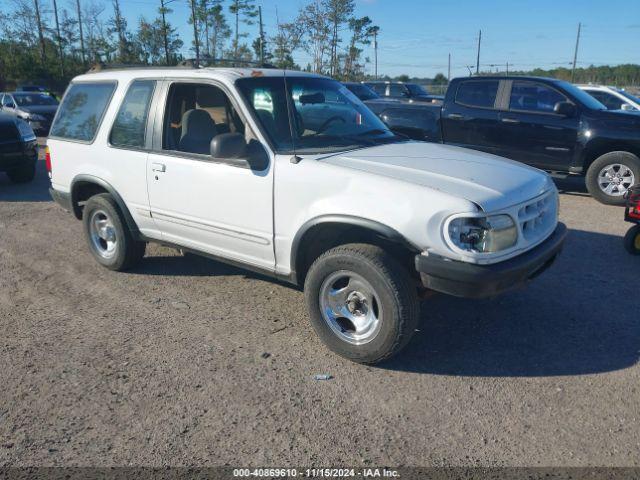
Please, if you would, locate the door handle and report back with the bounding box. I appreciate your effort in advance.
[151,162,166,172]
[501,117,520,124]
[447,113,464,120]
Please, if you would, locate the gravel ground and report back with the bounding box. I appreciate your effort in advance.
[0,153,639,468]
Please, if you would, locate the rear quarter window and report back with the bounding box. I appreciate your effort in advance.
[110,80,156,148]
[455,80,500,108]
[50,82,116,142]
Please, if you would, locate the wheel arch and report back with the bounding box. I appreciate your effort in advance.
[70,175,140,238]
[582,140,640,171]
[290,215,420,286]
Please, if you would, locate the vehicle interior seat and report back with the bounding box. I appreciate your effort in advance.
[179,109,217,154]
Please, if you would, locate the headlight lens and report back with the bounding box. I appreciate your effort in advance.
[448,214,518,253]
[15,119,36,141]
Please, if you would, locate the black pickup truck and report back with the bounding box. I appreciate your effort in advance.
[358,76,640,205]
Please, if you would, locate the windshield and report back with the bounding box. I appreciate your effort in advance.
[13,93,58,106]
[344,83,380,101]
[406,84,430,96]
[557,81,607,110]
[236,76,399,154]
[618,90,640,104]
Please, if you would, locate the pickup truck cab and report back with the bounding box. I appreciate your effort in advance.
[48,67,566,363]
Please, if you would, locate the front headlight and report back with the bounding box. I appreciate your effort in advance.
[448,214,518,253]
[15,119,36,141]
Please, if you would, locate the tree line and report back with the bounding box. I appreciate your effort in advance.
[0,0,380,92]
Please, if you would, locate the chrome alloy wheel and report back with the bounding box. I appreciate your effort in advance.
[89,209,118,259]
[319,271,383,345]
[598,163,635,197]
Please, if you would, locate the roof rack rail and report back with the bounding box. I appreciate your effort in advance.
[86,62,197,73]
[86,58,277,73]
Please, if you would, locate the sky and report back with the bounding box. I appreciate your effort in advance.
[13,0,640,78]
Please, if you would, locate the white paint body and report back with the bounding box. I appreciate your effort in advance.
[48,68,558,277]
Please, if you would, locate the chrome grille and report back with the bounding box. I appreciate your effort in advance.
[517,191,556,243]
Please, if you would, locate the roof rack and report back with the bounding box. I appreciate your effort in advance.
[86,58,276,74]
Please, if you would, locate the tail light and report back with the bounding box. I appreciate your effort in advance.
[45,145,52,173]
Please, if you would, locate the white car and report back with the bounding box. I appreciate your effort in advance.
[578,84,640,112]
[47,67,566,363]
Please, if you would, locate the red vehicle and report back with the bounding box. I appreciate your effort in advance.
[624,185,640,254]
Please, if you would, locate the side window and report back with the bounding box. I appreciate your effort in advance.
[388,84,406,97]
[455,80,500,108]
[588,91,624,110]
[162,83,245,155]
[509,81,567,113]
[370,84,387,96]
[110,80,155,148]
[50,82,115,141]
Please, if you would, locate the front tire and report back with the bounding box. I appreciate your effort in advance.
[624,225,640,255]
[304,243,419,364]
[585,152,640,205]
[82,193,146,271]
[7,163,36,183]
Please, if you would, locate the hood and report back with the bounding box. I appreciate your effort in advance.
[320,142,553,212]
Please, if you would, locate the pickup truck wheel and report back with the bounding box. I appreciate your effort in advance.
[586,152,640,205]
[304,243,419,364]
[82,193,146,271]
[624,225,640,255]
[6,163,36,183]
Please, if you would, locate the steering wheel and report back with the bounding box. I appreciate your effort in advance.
[316,115,346,135]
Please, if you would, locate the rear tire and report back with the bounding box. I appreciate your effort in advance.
[82,193,146,271]
[7,163,36,183]
[585,152,640,205]
[624,225,640,255]
[304,243,420,364]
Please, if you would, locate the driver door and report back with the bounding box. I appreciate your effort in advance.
[146,80,275,271]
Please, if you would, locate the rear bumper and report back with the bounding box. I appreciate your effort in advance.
[49,188,73,212]
[0,139,38,172]
[415,223,567,298]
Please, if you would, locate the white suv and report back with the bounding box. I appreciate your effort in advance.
[47,67,566,363]
[578,84,640,112]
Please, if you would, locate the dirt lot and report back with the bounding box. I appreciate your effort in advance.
[0,154,639,468]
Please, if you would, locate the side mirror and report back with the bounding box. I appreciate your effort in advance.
[211,132,248,159]
[210,133,268,171]
[554,101,576,117]
[621,103,635,111]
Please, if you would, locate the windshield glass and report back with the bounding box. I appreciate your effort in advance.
[13,93,58,106]
[618,90,640,104]
[406,84,430,96]
[557,81,607,110]
[236,76,399,154]
[344,83,380,101]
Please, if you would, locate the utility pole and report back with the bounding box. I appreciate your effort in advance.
[190,0,200,67]
[373,28,378,79]
[76,0,86,66]
[52,0,65,77]
[475,29,481,75]
[571,22,581,83]
[506,61,509,74]
[447,53,451,83]
[33,0,46,65]
[258,5,264,65]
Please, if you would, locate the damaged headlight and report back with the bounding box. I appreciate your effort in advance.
[447,214,518,253]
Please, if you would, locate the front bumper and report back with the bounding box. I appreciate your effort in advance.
[416,223,567,298]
